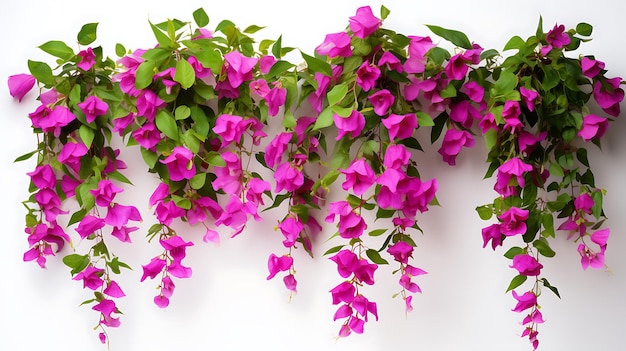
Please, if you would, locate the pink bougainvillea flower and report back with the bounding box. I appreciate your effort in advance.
[340,158,376,195]
[278,217,304,248]
[213,114,248,145]
[495,157,533,197]
[57,141,88,171]
[498,207,529,236]
[502,100,523,131]
[103,280,126,298]
[259,55,277,74]
[330,250,359,278]
[520,87,539,112]
[7,73,36,102]
[154,200,185,227]
[593,77,624,117]
[75,215,106,239]
[266,253,293,280]
[352,295,378,322]
[99,333,107,344]
[154,295,170,309]
[111,225,138,243]
[194,28,213,39]
[368,89,394,116]
[77,47,96,71]
[160,146,196,181]
[160,235,194,262]
[578,114,608,141]
[274,161,304,193]
[105,203,142,228]
[354,259,377,285]
[378,51,403,73]
[334,110,365,140]
[404,36,434,74]
[462,81,485,103]
[214,196,249,237]
[73,266,104,290]
[78,95,109,123]
[403,178,438,217]
[330,281,356,305]
[445,53,469,81]
[479,112,497,134]
[449,100,479,129]
[90,179,124,207]
[132,122,162,150]
[438,128,475,166]
[382,113,418,141]
[308,72,331,113]
[348,6,381,39]
[376,169,406,208]
[265,86,287,116]
[383,144,411,169]
[168,260,193,279]
[27,164,56,189]
[387,241,413,264]
[545,24,570,49]
[338,211,367,239]
[578,244,605,270]
[149,182,170,207]
[136,90,166,122]
[511,254,544,276]
[34,188,67,222]
[36,105,76,137]
[188,56,211,78]
[92,299,121,328]
[591,228,610,249]
[264,132,292,168]
[356,62,381,92]
[399,273,421,293]
[518,130,546,154]
[574,193,594,214]
[283,274,297,292]
[216,78,240,99]
[224,50,258,88]
[581,57,605,78]
[249,79,270,99]
[140,257,166,281]
[511,290,537,312]
[315,32,352,58]
[61,175,80,198]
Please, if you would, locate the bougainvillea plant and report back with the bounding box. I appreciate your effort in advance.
[8,5,623,349]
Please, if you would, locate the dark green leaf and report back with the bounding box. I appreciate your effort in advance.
[14,150,38,163]
[533,238,556,258]
[323,245,345,256]
[475,205,493,220]
[27,60,54,85]
[63,254,90,276]
[155,110,179,140]
[541,278,561,298]
[504,247,525,260]
[591,191,603,219]
[301,51,332,76]
[67,208,87,226]
[193,8,209,27]
[39,41,75,60]
[79,125,95,148]
[272,35,282,59]
[366,249,389,265]
[506,274,528,293]
[426,24,472,49]
[576,148,589,167]
[368,229,387,237]
[576,22,593,37]
[77,23,98,45]
[266,60,294,78]
[140,147,159,169]
[205,151,226,167]
[312,106,334,131]
[108,170,133,185]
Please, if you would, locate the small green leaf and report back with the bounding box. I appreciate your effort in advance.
[27,60,54,85]
[312,106,334,131]
[272,35,282,59]
[503,36,525,51]
[366,249,389,265]
[533,238,556,258]
[141,148,159,169]
[174,58,196,89]
[39,41,75,60]
[190,173,206,190]
[323,245,345,256]
[493,70,518,94]
[79,125,95,148]
[149,20,172,48]
[576,22,593,37]
[115,43,126,57]
[548,162,564,177]
[416,111,435,127]
[591,191,603,219]
[484,129,497,151]
[63,254,90,276]
[77,23,98,45]
[327,83,348,106]
[14,150,38,163]
[108,170,133,185]
[541,278,561,298]
[175,105,191,120]
[243,24,265,34]
[475,205,493,220]
[426,24,472,49]
[368,229,387,237]
[135,60,156,90]
[67,208,87,226]
[155,110,179,140]
[380,5,390,20]
[205,151,226,167]
[504,247,525,260]
[193,8,209,27]
[301,51,332,76]
[576,148,590,167]
[266,60,294,78]
[506,274,528,293]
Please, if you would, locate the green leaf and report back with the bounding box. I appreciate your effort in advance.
[366,249,389,265]
[475,205,493,220]
[417,112,434,127]
[380,5,390,20]
[79,125,95,148]
[493,70,518,94]
[426,24,472,49]
[504,247,525,260]
[141,148,159,169]
[591,191,603,219]
[205,151,226,167]
[193,8,209,27]
[312,106,334,131]
[67,208,87,226]
[108,170,133,185]
[266,60,294,78]
[368,229,387,237]
[174,58,196,89]
[541,278,561,298]
[63,254,90,276]
[533,238,556,258]
[576,148,589,167]
[548,162,564,177]
[272,35,282,59]
[14,150,38,163]
[503,36,525,51]
[506,274,528,293]
[301,51,332,76]
[175,105,191,120]
[484,129,497,151]
[27,60,54,85]
[323,245,345,256]
[190,173,206,190]
[135,60,156,90]
[155,110,179,140]
[243,24,265,34]
[149,20,172,48]
[39,41,75,60]
[115,43,126,57]
[77,23,98,45]
[576,22,593,37]
[541,212,555,238]
[327,83,348,106]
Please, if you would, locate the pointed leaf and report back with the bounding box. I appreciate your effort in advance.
[301,51,332,76]
[366,249,389,265]
[174,58,196,89]
[426,24,472,49]
[39,41,75,60]
[193,8,209,27]
[77,23,99,45]
[506,274,528,293]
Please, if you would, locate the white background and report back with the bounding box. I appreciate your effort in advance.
[1,1,625,350]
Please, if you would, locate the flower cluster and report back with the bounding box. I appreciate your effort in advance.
[9,6,623,349]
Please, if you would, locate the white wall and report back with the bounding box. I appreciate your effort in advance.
[1,1,625,350]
